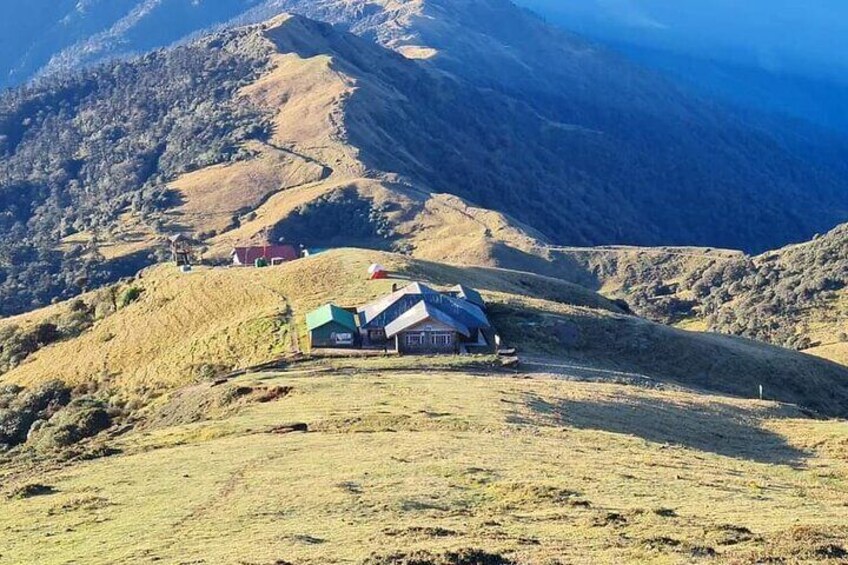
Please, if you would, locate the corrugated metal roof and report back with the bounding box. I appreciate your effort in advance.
[358,282,439,325]
[451,285,485,308]
[306,304,358,332]
[363,294,490,331]
[385,302,471,338]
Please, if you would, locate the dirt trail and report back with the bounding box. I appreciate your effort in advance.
[547,245,743,261]
[519,355,662,387]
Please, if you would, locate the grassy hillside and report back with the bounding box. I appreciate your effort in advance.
[0,249,616,391]
[558,224,848,364]
[2,371,847,564]
[3,248,848,419]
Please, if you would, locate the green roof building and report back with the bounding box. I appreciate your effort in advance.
[306,304,359,349]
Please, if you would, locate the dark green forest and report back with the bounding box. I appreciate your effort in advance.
[627,224,848,349]
[0,29,273,316]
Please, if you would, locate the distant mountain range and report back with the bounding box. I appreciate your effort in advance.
[5,0,848,135]
[1,0,847,317]
[0,0,268,88]
[517,0,848,134]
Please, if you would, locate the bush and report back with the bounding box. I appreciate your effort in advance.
[28,398,112,451]
[7,483,56,499]
[118,286,143,309]
[0,325,38,372]
[195,363,233,382]
[0,380,72,447]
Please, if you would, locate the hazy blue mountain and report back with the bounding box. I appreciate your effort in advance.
[0,0,266,88]
[516,0,848,133]
[4,0,846,133]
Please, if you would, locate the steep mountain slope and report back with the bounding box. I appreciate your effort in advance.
[517,0,848,134]
[0,24,277,315]
[3,10,848,318]
[247,0,848,252]
[4,1,848,248]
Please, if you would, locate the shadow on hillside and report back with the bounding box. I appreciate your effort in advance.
[402,255,620,313]
[522,394,808,466]
[487,300,848,420]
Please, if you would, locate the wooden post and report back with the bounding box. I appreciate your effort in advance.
[759,385,764,401]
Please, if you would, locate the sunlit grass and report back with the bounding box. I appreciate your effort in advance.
[2,373,846,564]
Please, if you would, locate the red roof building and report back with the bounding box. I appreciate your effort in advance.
[232,245,299,266]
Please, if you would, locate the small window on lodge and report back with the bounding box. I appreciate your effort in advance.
[333,332,353,345]
[431,333,453,347]
[406,333,425,346]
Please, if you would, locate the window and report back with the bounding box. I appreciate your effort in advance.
[406,333,425,346]
[332,332,353,345]
[431,333,453,347]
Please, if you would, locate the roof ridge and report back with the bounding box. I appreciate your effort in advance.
[385,298,471,338]
[306,303,358,332]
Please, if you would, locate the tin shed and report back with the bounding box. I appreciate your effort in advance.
[306,304,359,349]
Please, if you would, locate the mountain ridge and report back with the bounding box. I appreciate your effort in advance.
[1,5,847,318]
[2,8,848,561]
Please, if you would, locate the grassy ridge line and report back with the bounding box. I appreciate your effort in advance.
[0,249,614,392]
[2,248,848,419]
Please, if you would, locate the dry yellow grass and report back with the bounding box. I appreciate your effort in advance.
[168,141,329,236]
[397,45,439,59]
[3,248,848,418]
[0,249,612,393]
[1,372,846,564]
[243,16,364,176]
[806,342,848,365]
[206,176,350,251]
[57,212,160,261]
[800,291,848,365]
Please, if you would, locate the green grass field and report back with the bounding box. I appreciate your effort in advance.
[2,371,847,564]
